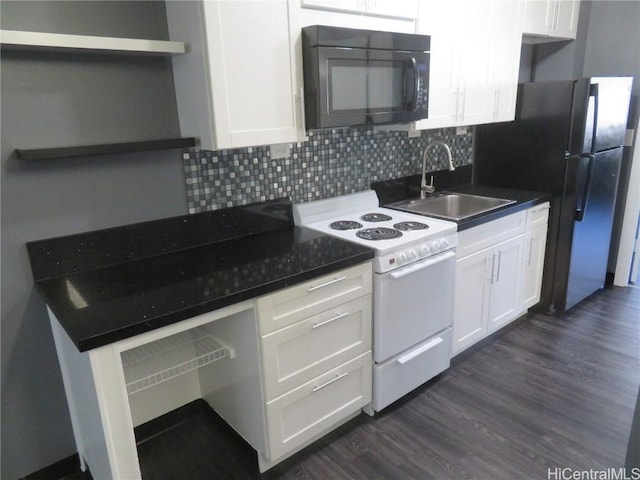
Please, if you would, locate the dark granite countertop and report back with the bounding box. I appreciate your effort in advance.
[372,170,551,232]
[27,199,374,352]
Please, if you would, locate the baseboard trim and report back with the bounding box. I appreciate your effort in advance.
[21,453,86,480]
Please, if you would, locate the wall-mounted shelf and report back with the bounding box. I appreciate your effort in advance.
[0,29,186,55]
[15,138,196,161]
[122,327,235,396]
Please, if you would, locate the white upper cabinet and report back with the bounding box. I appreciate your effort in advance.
[522,0,580,41]
[414,0,520,130]
[489,0,523,123]
[166,1,305,151]
[300,0,418,20]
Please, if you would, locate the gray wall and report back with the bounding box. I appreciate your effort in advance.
[0,2,188,478]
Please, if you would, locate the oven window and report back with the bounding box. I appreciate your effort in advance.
[328,59,406,115]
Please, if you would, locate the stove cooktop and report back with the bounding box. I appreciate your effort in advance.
[293,191,458,272]
[302,206,455,255]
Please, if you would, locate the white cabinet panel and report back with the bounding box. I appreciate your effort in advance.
[413,0,521,130]
[453,248,490,355]
[522,225,548,309]
[522,0,580,41]
[166,0,304,150]
[487,236,525,333]
[457,211,526,258]
[522,203,550,308]
[414,1,458,129]
[489,0,522,123]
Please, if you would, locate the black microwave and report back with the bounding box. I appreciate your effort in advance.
[302,25,430,130]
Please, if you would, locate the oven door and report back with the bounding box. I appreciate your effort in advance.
[373,249,455,363]
[309,47,429,129]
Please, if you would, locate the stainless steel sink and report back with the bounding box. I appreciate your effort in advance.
[388,192,516,221]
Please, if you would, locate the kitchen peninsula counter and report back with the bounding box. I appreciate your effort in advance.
[27,199,374,351]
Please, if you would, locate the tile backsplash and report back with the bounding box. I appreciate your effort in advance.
[183,126,473,213]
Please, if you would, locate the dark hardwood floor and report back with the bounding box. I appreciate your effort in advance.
[63,284,640,480]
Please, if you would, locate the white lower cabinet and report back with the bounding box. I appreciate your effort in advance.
[487,236,525,333]
[522,203,550,308]
[264,351,371,461]
[453,235,524,354]
[260,295,371,400]
[452,204,549,356]
[256,262,373,471]
[48,263,373,479]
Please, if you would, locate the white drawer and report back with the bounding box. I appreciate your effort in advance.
[261,295,372,400]
[458,211,526,258]
[256,262,372,335]
[526,202,550,230]
[264,351,372,461]
[372,328,451,412]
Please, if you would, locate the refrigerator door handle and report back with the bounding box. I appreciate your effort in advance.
[575,154,595,222]
[589,83,599,153]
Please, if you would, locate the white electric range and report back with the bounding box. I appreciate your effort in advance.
[293,190,458,413]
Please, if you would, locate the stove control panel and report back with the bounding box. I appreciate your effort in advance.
[375,231,457,273]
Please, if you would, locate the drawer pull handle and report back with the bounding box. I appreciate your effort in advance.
[312,312,349,329]
[312,372,348,392]
[397,337,443,365]
[308,276,347,292]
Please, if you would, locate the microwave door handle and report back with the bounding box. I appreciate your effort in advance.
[403,57,418,112]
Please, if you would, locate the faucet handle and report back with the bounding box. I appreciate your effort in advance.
[422,175,435,195]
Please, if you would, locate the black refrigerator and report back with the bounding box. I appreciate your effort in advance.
[474,77,632,313]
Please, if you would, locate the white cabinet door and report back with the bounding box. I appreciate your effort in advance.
[414,0,518,130]
[414,1,459,129]
[489,0,522,123]
[522,225,548,309]
[452,248,491,355]
[454,0,493,127]
[522,0,580,39]
[487,235,525,333]
[167,0,303,151]
[554,0,580,38]
[522,0,554,35]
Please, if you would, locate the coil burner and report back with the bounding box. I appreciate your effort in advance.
[356,227,402,241]
[329,220,363,230]
[360,213,393,222]
[394,221,429,231]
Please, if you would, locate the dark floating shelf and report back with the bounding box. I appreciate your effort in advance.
[15,137,196,161]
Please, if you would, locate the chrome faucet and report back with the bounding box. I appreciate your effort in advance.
[420,140,455,199]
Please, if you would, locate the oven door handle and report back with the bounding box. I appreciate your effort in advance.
[397,337,444,365]
[389,250,455,279]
